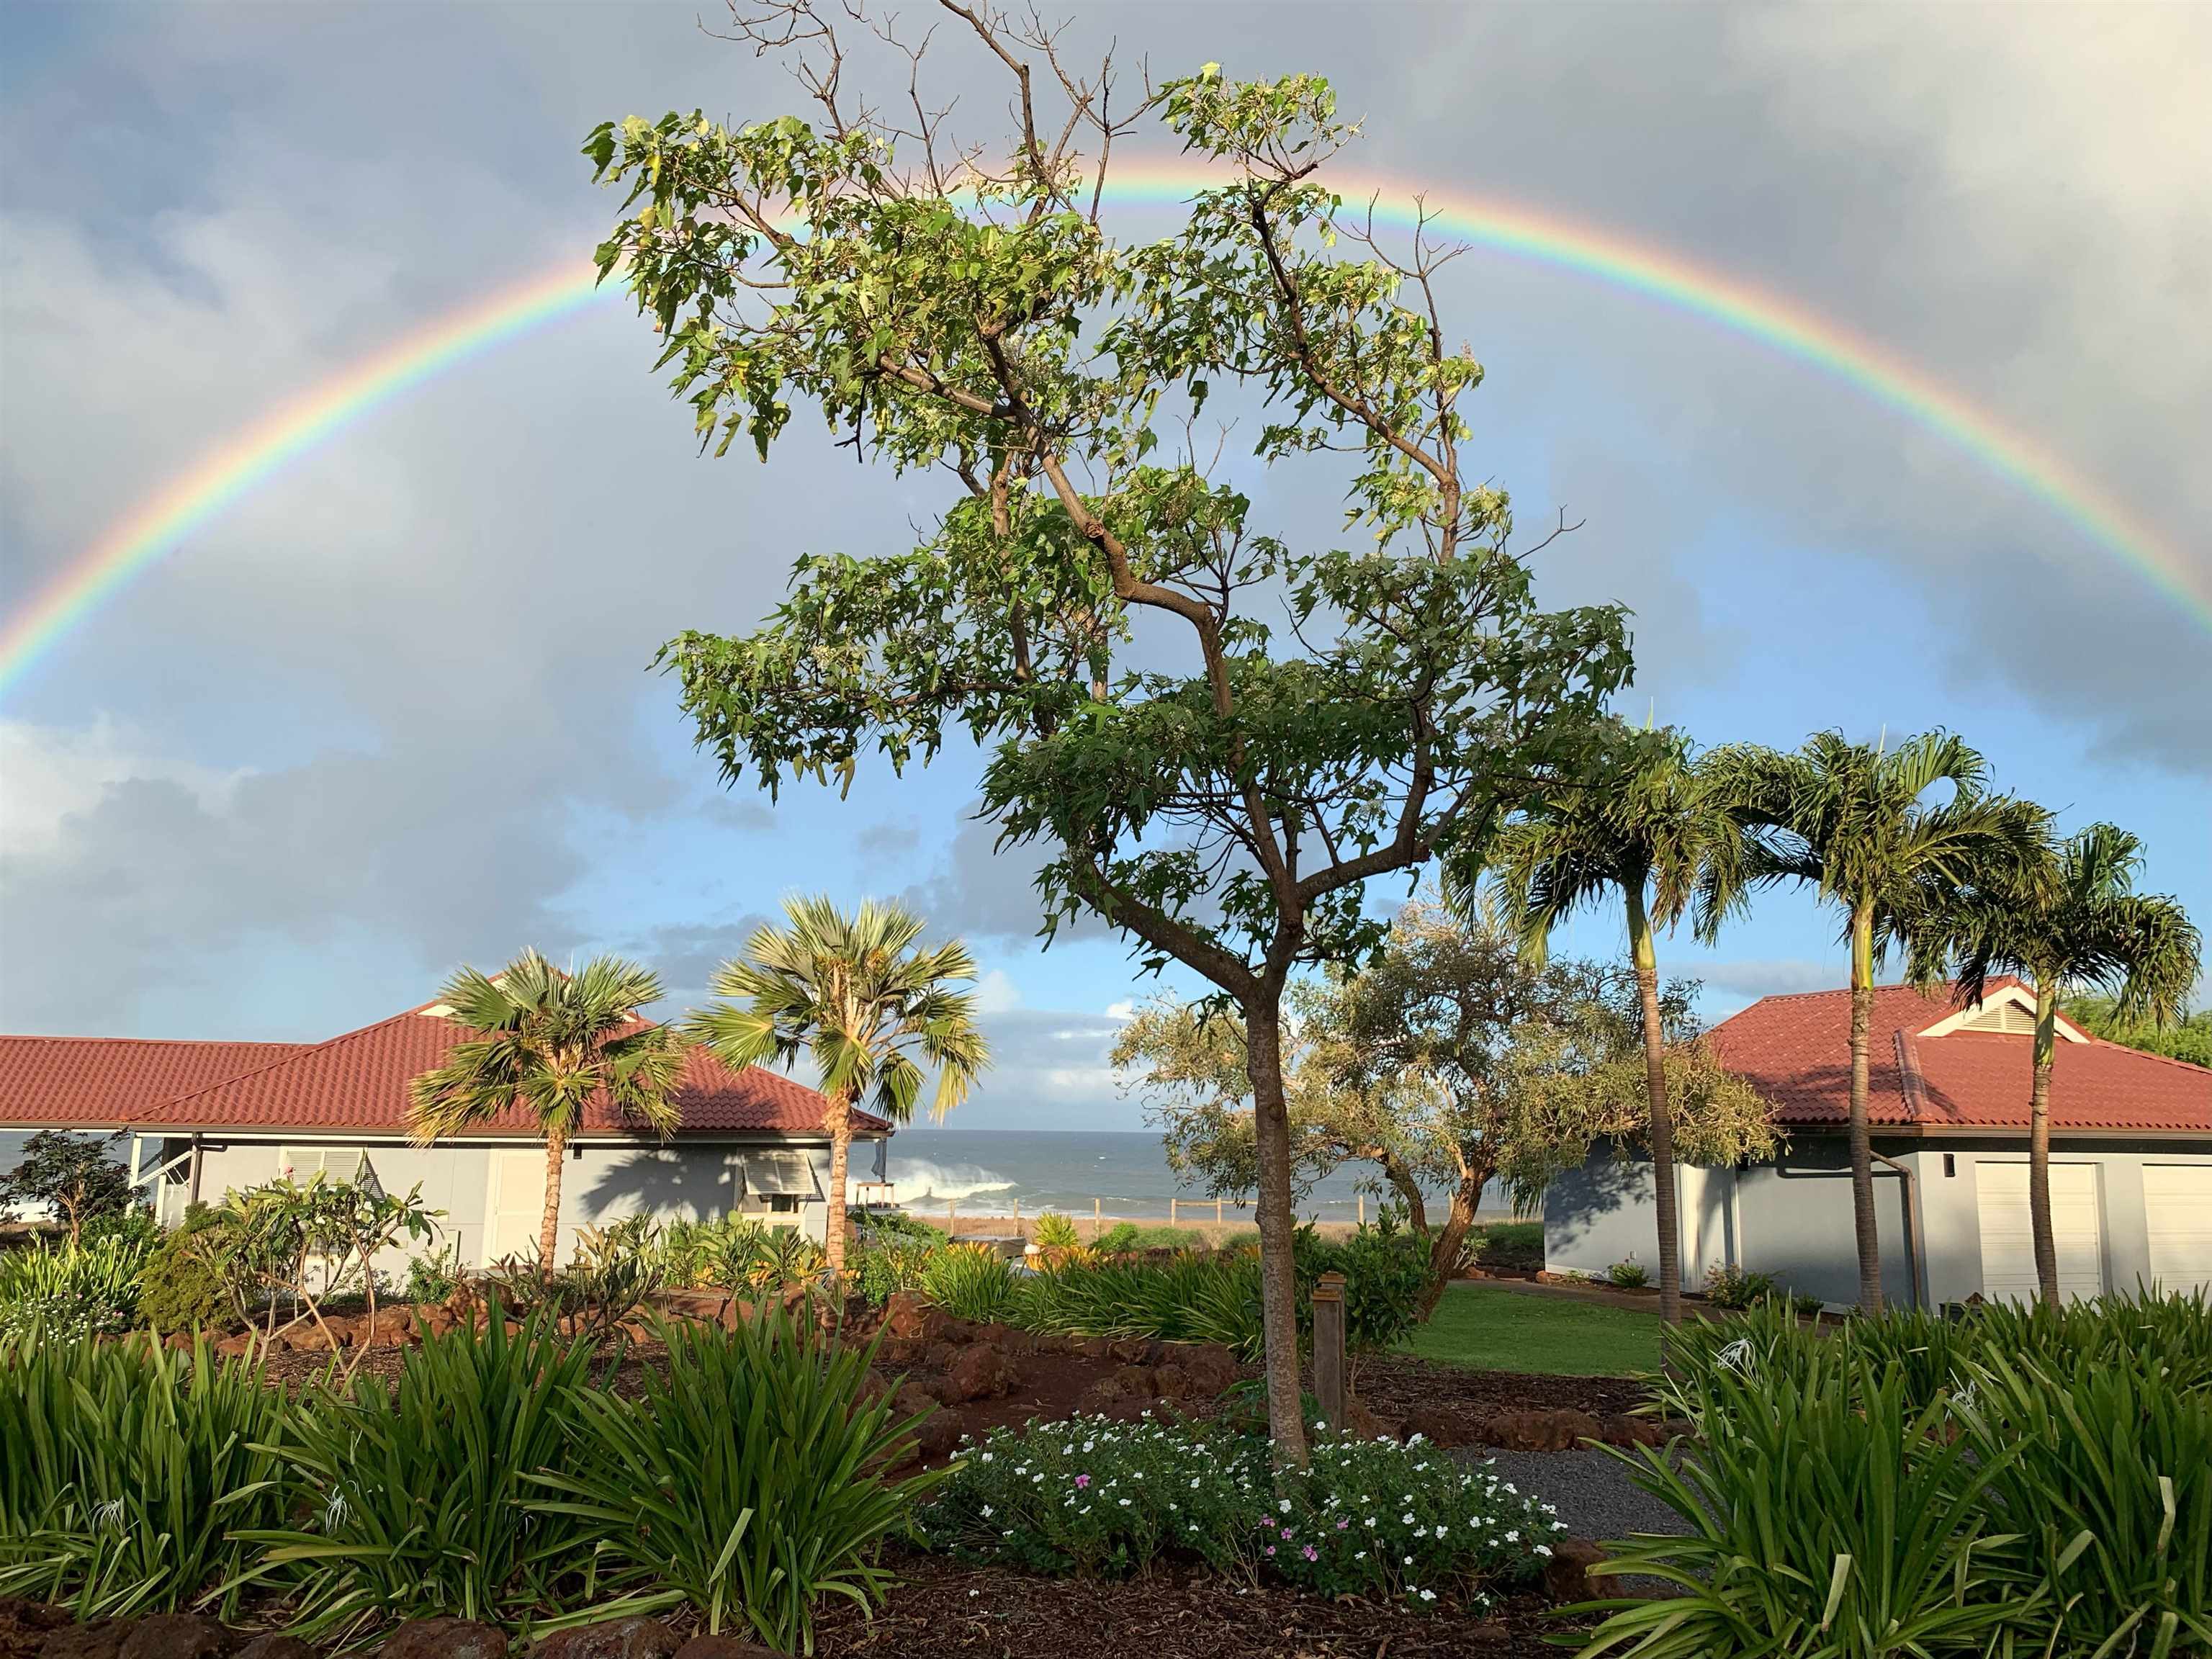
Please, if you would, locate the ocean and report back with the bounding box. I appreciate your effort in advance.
[880,1128,1514,1224]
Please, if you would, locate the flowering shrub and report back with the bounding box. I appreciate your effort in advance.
[921,1413,1565,1609]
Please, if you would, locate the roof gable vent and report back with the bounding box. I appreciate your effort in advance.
[1956,1000,2040,1035]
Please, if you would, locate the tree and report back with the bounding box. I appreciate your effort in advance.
[685,896,989,1281]
[408,950,685,1271]
[2059,994,2212,1069]
[1490,724,1740,1321]
[1702,730,2041,1313]
[1,1129,130,1244]
[1930,823,2199,1305]
[1115,894,1775,1314]
[588,6,1629,1458]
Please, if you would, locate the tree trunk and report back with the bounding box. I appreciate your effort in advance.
[823,1092,853,1281]
[2028,982,2060,1308]
[1627,886,1683,1323]
[1244,997,1308,1467]
[539,1127,567,1274]
[1419,1174,1484,1321]
[1847,904,1884,1314]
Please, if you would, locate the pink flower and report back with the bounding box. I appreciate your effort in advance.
[1336,1519,1349,1530]
[1264,1545,1276,1556]
[1280,1527,1294,1540]
[1302,1545,1318,1562]
[1074,1475,1090,1488]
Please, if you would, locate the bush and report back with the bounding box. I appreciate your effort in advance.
[1030,1210,1082,1251]
[134,1205,240,1332]
[0,1234,151,1341]
[1593,1290,2212,1658]
[1699,1263,1777,1310]
[403,1240,465,1305]
[922,1413,1565,1609]
[1470,1220,1544,1271]
[539,1310,940,1650]
[1295,1221,1430,1354]
[851,1209,943,1244]
[1606,1257,1650,1290]
[0,1332,291,1618]
[1021,1249,1265,1358]
[853,1233,938,1309]
[1094,1221,1200,1254]
[920,1243,1025,1323]
[247,1303,603,1636]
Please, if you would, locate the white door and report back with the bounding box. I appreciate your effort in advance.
[2143,1165,2212,1292]
[484,1149,547,1267]
[1976,1161,2105,1303]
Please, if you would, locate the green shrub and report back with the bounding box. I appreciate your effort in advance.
[1579,1349,2028,1658]
[850,1209,942,1244]
[538,1311,939,1650]
[1606,1258,1649,1289]
[0,1332,291,1618]
[1699,1263,1777,1310]
[1030,1210,1081,1251]
[0,1234,150,1341]
[1295,1222,1430,1353]
[1609,1290,2212,1658]
[1021,1249,1264,1358]
[134,1206,241,1332]
[919,1243,1025,1323]
[403,1240,465,1305]
[1960,1347,2212,1655]
[922,1413,1565,1608]
[1470,1220,1543,1271]
[246,1304,601,1637]
[853,1233,937,1309]
[1094,1221,1199,1254]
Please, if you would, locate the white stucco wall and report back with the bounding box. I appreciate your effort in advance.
[143,1132,889,1268]
[1545,1136,2212,1308]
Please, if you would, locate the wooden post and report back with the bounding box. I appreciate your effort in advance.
[1311,1271,1347,1435]
[1093,1196,1102,1238]
[947,1199,956,1236]
[1215,1196,1223,1226]
[1169,1197,1178,1228]
[1013,1197,1022,1233]
[1357,1193,1364,1227]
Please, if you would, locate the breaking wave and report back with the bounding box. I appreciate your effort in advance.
[884,1158,1017,1205]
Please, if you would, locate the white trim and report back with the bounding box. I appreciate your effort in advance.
[1920,984,2088,1043]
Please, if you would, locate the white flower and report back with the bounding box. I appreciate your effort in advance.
[1119,1498,1132,1507]
[980,1452,994,1462]
[1418,1588,1436,1603]
[981,1505,994,1519]
[1401,1512,1415,1524]
[321,1490,350,1530]
[91,1498,127,1532]
[1718,1336,1757,1376]
[1279,1498,1292,1513]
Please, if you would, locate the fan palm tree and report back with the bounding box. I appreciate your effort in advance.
[685,896,990,1280]
[408,950,685,1271]
[1702,729,2043,1313]
[1491,724,1738,1322]
[1925,822,2199,1305]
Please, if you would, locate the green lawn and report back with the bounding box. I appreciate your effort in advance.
[1400,1282,1662,1377]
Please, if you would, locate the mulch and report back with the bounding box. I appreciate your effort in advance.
[1352,1354,1646,1422]
[813,1550,1582,1659]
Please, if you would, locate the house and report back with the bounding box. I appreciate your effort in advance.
[0,997,891,1262]
[1544,978,2212,1308]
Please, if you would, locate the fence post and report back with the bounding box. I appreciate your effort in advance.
[1357,1193,1364,1227]
[1215,1197,1223,1226]
[947,1199,956,1236]
[1311,1271,1347,1434]
[1013,1197,1022,1233]
[1093,1196,1102,1238]
[1169,1197,1178,1228]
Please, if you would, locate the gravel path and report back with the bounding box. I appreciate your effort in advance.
[1460,1445,1694,1542]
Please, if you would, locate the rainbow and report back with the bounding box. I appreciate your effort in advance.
[4,165,2205,696]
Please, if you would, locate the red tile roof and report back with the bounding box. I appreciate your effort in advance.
[1708,979,2212,1135]
[0,1037,306,1128]
[0,1010,883,1139]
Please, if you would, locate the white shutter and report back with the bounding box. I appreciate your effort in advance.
[2143,1165,2212,1292]
[1974,1161,2105,1303]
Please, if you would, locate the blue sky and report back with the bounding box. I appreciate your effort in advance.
[2,3,2207,1129]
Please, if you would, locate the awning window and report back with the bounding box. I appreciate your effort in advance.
[742,1151,820,1199]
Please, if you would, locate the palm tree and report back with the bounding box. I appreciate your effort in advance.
[408,950,685,1271]
[1492,724,1737,1322]
[1702,730,2042,1313]
[686,896,989,1280]
[1929,823,2199,1305]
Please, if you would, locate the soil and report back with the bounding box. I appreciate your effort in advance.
[1350,1354,1646,1423]
[812,1550,1583,1658]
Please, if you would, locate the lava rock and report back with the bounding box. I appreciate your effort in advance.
[670,1637,780,1659]
[529,1617,680,1659]
[117,1615,236,1659]
[1601,1413,1667,1448]
[40,1624,131,1659]
[377,1619,507,1659]
[879,1292,946,1344]
[1159,1341,1238,1395]
[1485,1408,1602,1452]
[1398,1406,1478,1447]
[1542,1538,1607,1603]
[233,1637,319,1659]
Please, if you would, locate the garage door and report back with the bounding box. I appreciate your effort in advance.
[2144,1165,2212,1292]
[1976,1161,2105,1303]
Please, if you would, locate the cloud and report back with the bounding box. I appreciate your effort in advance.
[1694,959,1839,1001]
[971,969,1022,1016]
[855,817,921,858]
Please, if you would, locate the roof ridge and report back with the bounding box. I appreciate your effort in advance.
[0,1033,304,1049]
[158,1006,445,1110]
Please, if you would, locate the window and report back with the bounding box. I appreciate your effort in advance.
[769,1193,801,1213]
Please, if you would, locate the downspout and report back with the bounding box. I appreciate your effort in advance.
[1869,1148,1925,1310]
[187,1133,204,1208]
